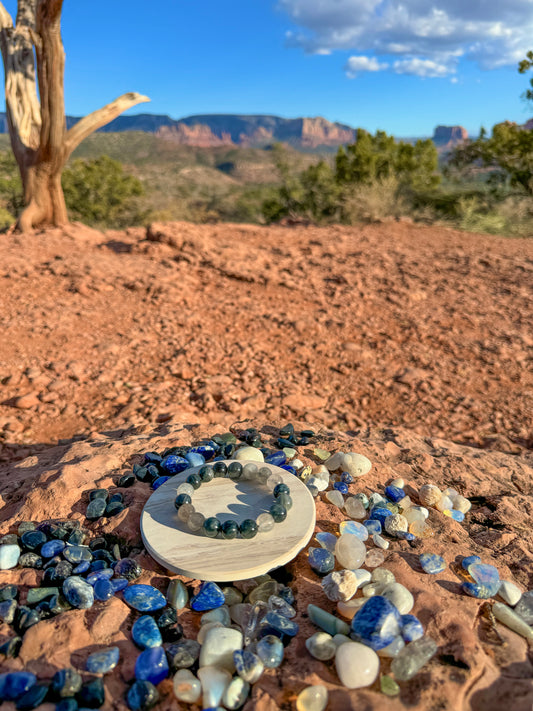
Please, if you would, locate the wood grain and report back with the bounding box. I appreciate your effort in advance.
[141,461,316,581]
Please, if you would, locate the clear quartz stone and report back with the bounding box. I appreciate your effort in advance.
[257,513,275,532]
[178,503,195,522]
[187,512,205,531]
[296,684,328,711]
[344,497,367,519]
[326,490,344,507]
[242,463,259,481]
[365,549,386,568]
[266,473,283,491]
[390,636,438,680]
[244,601,268,646]
[176,482,195,496]
[257,467,272,485]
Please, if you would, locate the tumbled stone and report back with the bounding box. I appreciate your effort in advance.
[166,579,188,610]
[381,583,414,615]
[498,580,522,607]
[173,669,201,703]
[259,610,299,639]
[14,681,49,709]
[77,678,105,708]
[419,553,446,574]
[86,498,107,520]
[0,544,20,570]
[114,558,142,581]
[315,532,337,553]
[461,555,481,570]
[322,570,358,602]
[234,650,264,683]
[62,577,94,609]
[222,587,243,606]
[248,580,279,604]
[41,540,66,558]
[234,447,264,462]
[26,587,59,605]
[365,550,386,568]
[390,635,437,680]
[256,634,284,668]
[199,627,243,671]
[335,534,366,569]
[155,607,183,643]
[401,614,424,642]
[307,604,350,636]
[308,547,335,576]
[469,563,500,587]
[344,497,367,519]
[335,641,379,688]
[0,672,37,702]
[341,453,372,477]
[0,599,17,623]
[135,646,169,685]
[339,520,368,541]
[198,666,231,708]
[0,584,18,602]
[351,596,402,650]
[364,519,382,535]
[296,684,328,711]
[514,591,533,625]
[132,616,163,649]
[380,674,400,696]
[51,668,83,698]
[462,581,500,599]
[326,490,344,507]
[20,530,47,552]
[492,602,533,642]
[201,605,231,626]
[190,581,225,611]
[123,585,166,612]
[221,676,250,710]
[127,680,159,710]
[418,484,441,507]
[373,533,390,549]
[384,514,408,536]
[166,639,201,670]
[305,631,336,660]
[86,646,120,674]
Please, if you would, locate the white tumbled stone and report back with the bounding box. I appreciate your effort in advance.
[326,490,344,507]
[0,544,20,570]
[332,633,352,646]
[325,452,345,471]
[381,583,414,615]
[371,568,396,585]
[341,452,372,477]
[335,534,366,570]
[197,621,225,645]
[322,570,358,602]
[352,569,372,587]
[307,476,328,492]
[418,484,441,507]
[335,641,380,688]
[453,495,471,514]
[199,627,243,671]
[390,477,405,488]
[198,666,232,709]
[173,669,202,703]
[305,631,337,660]
[337,597,367,619]
[296,684,328,711]
[234,447,264,462]
[436,494,454,512]
[377,635,406,658]
[373,533,390,549]
[498,580,522,607]
[344,497,367,519]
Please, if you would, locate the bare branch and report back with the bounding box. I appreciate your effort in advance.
[0,3,13,31]
[16,0,37,29]
[64,92,150,157]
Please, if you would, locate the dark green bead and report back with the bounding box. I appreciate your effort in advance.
[203,517,221,538]
[239,519,258,539]
[198,466,214,483]
[273,483,290,498]
[174,494,192,510]
[221,520,239,539]
[227,462,242,480]
[270,503,287,523]
[277,493,293,510]
[213,461,227,478]
[186,473,202,490]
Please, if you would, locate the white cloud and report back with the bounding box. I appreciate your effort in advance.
[278,0,533,75]
[393,58,451,77]
[345,55,388,78]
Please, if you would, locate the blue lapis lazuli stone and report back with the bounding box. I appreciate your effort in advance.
[89,560,109,572]
[0,671,37,701]
[419,553,446,574]
[41,540,66,558]
[94,579,114,601]
[462,581,501,599]
[333,481,349,494]
[385,485,405,503]
[315,532,337,553]
[160,455,189,475]
[364,519,382,535]
[369,507,393,526]
[110,577,129,592]
[461,555,481,570]
[123,585,167,612]
[189,443,217,460]
[72,561,91,575]
[280,465,297,475]
[87,569,114,586]
[134,646,169,685]
[234,650,263,680]
[308,547,335,575]
[259,611,299,639]
[86,646,120,673]
[395,531,416,541]
[469,563,499,586]
[132,615,163,649]
[265,451,287,466]
[184,452,205,468]
[190,581,225,611]
[350,596,402,650]
[152,476,170,490]
[401,614,424,642]
[63,577,94,609]
[341,471,354,484]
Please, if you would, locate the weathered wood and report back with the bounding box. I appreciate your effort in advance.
[141,462,316,581]
[0,0,150,230]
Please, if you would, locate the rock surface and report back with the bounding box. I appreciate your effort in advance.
[0,420,532,709]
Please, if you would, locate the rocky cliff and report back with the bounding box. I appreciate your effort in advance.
[432,125,469,148]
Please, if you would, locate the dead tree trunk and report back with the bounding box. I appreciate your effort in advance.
[0,0,149,231]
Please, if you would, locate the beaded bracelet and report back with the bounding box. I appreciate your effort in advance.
[173,461,293,539]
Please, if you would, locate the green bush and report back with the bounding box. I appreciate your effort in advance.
[62,155,146,227]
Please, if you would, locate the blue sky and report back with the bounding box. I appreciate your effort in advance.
[1,0,532,137]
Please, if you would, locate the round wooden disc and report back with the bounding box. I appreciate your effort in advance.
[141,461,316,582]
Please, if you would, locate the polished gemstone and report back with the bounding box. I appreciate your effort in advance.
[364,520,382,535]
[86,498,107,520]
[190,581,225,611]
[334,481,349,494]
[63,546,92,565]
[123,585,167,612]
[308,547,335,576]
[156,607,183,643]
[135,646,169,685]
[151,477,169,491]
[266,451,287,466]
[221,520,239,539]
[186,473,202,489]
[51,668,82,698]
[381,583,414,615]
[335,641,380,688]
[307,604,350,636]
[78,678,105,708]
[18,553,43,569]
[26,587,59,605]
[296,684,328,711]
[41,540,66,558]
[344,497,367,519]
[305,631,337,660]
[185,452,206,468]
[327,490,344,508]
[351,596,402,650]
[239,519,258,539]
[233,650,264,683]
[199,626,243,671]
[126,680,159,710]
[118,473,135,488]
[492,601,533,642]
[514,591,533,624]
[167,579,188,610]
[401,614,424,642]
[339,521,369,541]
[259,610,299,639]
[173,669,202,703]
[256,634,284,668]
[385,485,405,503]
[174,493,192,510]
[0,672,37,701]
[62,576,94,609]
[20,530,47,551]
[166,639,201,670]
[419,553,446,574]
[315,532,337,553]
[86,646,120,673]
[335,534,366,569]
[203,517,221,538]
[227,461,243,480]
[469,563,500,586]
[114,558,142,581]
[86,569,114,586]
[14,682,49,710]
[94,579,114,601]
[370,507,393,526]
[0,544,21,570]
[380,675,400,696]
[462,581,500,598]
[132,615,163,649]
[161,455,189,475]
[197,666,231,708]
[461,555,481,570]
[390,635,437,680]
[257,513,275,532]
[0,599,17,623]
[498,580,522,606]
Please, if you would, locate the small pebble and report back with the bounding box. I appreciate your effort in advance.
[419,553,446,574]
[335,641,379,688]
[296,684,328,711]
[305,631,337,660]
